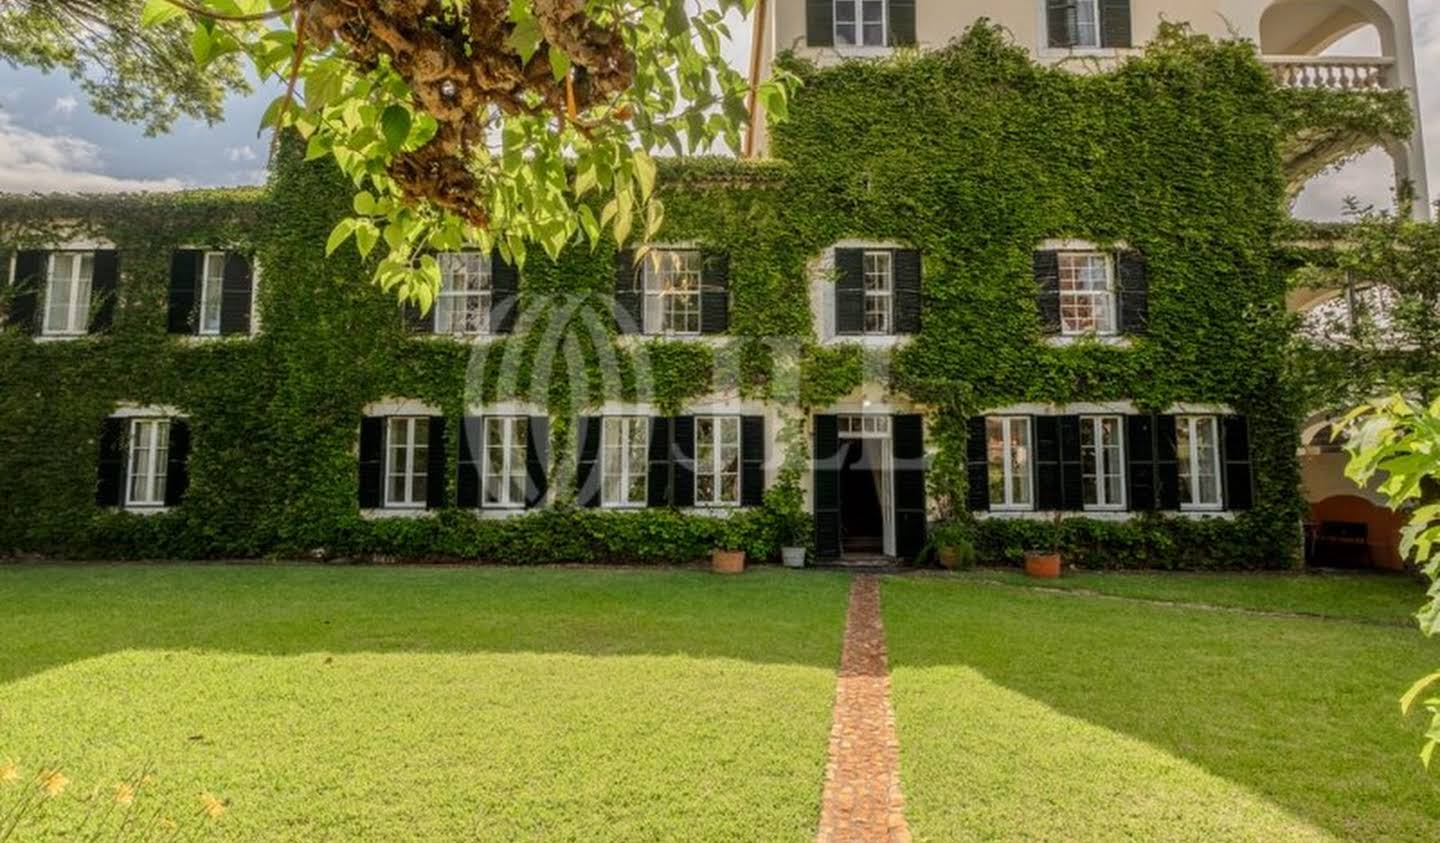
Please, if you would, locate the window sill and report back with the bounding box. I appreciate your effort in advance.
[1045,334,1132,349]
[686,506,742,517]
[1039,47,1125,60]
[119,505,171,517]
[474,506,529,520]
[417,333,498,344]
[824,334,912,350]
[977,509,1236,522]
[178,333,256,344]
[35,333,90,343]
[360,508,434,521]
[616,334,731,349]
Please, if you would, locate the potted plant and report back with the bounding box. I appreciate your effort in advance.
[1024,512,1064,579]
[712,520,747,575]
[928,520,977,571]
[777,510,807,569]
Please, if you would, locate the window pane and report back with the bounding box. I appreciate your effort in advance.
[1075,0,1100,47]
[1081,419,1099,507]
[1059,253,1115,335]
[1009,419,1032,505]
[437,252,492,335]
[986,419,1006,504]
[74,253,94,331]
[201,254,225,333]
[45,256,71,333]
[643,250,702,335]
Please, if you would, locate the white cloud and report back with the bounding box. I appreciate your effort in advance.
[226,144,257,162]
[0,114,184,194]
[51,96,78,117]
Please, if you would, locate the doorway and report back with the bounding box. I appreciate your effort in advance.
[837,415,894,558]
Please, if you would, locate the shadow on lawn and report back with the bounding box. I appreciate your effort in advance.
[0,563,852,685]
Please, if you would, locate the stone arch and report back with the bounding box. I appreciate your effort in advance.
[1259,0,1398,56]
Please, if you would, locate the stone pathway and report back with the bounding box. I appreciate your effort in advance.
[816,576,911,843]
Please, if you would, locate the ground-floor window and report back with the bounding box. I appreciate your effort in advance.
[695,416,740,506]
[385,417,430,508]
[1081,415,1125,510]
[1177,415,1222,510]
[987,416,1033,510]
[602,416,648,507]
[125,418,170,507]
[483,416,528,507]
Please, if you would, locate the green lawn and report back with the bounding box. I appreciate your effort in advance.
[0,565,850,841]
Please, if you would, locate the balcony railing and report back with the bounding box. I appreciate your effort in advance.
[1263,55,1395,91]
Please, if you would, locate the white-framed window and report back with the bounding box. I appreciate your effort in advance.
[863,250,893,335]
[125,418,170,508]
[602,416,649,507]
[198,251,227,336]
[384,416,430,508]
[1080,415,1125,510]
[835,0,887,47]
[434,251,492,336]
[1073,0,1101,48]
[642,249,702,335]
[483,416,528,508]
[695,416,741,506]
[1177,415,1223,510]
[1059,252,1116,336]
[987,417,1033,510]
[838,415,891,438]
[42,251,95,336]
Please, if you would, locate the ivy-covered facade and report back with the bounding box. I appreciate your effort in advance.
[0,26,1388,568]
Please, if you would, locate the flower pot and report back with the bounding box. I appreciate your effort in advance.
[781,546,806,569]
[1024,551,1062,579]
[712,549,746,574]
[937,545,962,570]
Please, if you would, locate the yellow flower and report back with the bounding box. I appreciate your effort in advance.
[0,761,18,785]
[199,792,226,819]
[39,769,68,798]
[114,781,136,805]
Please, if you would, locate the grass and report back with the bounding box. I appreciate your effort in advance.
[0,564,850,841]
[882,575,1440,842]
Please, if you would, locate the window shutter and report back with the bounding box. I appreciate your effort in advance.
[525,415,549,508]
[1034,416,1063,511]
[425,417,448,509]
[673,415,696,508]
[893,414,927,561]
[1047,0,1079,48]
[1222,415,1254,511]
[8,250,46,334]
[163,420,190,507]
[813,415,842,560]
[457,416,482,508]
[96,417,125,507]
[889,0,917,46]
[741,415,765,507]
[647,416,672,508]
[700,251,730,335]
[1100,0,1132,48]
[220,253,254,336]
[614,249,641,334]
[576,416,602,508]
[966,415,991,512]
[1125,414,1156,511]
[1116,250,1149,335]
[1058,415,1085,511]
[1155,415,1181,511]
[834,248,865,335]
[894,249,922,334]
[88,250,120,333]
[806,0,834,47]
[357,417,385,509]
[168,250,201,335]
[402,299,435,334]
[491,249,520,335]
[1034,250,1062,334]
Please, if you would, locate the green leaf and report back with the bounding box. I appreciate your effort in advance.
[633,149,657,201]
[326,218,357,257]
[355,221,379,259]
[353,190,377,216]
[1401,672,1440,714]
[141,0,186,27]
[190,26,212,65]
[381,105,412,153]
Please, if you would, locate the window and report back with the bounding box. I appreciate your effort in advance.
[602,417,649,506]
[695,417,741,506]
[863,250,893,335]
[198,252,227,335]
[987,417,1033,510]
[1080,415,1125,510]
[838,415,891,438]
[835,0,887,47]
[483,416,528,507]
[434,252,492,336]
[125,419,170,507]
[385,417,430,508]
[1058,252,1116,336]
[642,249,702,335]
[1072,0,1101,48]
[1177,415,1223,510]
[42,252,94,336]
[1050,0,1101,49]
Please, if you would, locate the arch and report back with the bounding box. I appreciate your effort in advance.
[1259,0,1397,56]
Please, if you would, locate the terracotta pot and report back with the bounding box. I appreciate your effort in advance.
[1024,551,1062,579]
[712,549,746,574]
[937,545,962,570]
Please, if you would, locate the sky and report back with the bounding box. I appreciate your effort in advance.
[0,6,1436,220]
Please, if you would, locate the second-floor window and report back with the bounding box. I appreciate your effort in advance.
[1048,0,1131,50]
[385,417,430,509]
[44,252,94,336]
[643,249,702,335]
[835,0,886,47]
[863,250,893,335]
[483,416,528,508]
[435,252,492,336]
[602,416,649,507]
[1177,415,1222,511]
[197,252,227,335]
[695,416,741,506]
[1059,252,1116,336]
[987,416,1033,510]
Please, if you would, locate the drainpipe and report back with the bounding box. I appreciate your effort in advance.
[743,0,769,159]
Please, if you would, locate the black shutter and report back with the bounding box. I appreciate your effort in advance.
[1116,251,1148,335]
[425,417,447,509]
[491,249,520,334]
[893,414,927,562]
[1155,415,1181,511]
[168,250,201,335]
[700,251,730,335]
[966,415,991,512]
[835,248,865,335]
[1126,414,1156,511]
[889,0,916,46]
[1223,416,1255,511]
[402,299,435,333]
[164,420,190,506]
[525,415,549,508]
[673,415,696,508]
[1100,0,1132,48]
[806,0,834,47]
[894,249,922,334]
[1047,0,1079,48]
[614,250,641,334]
[219,253,254,336]
[89,250,119,333]
[1035,416,1063,511]
[1058,415,1085,511]
[457,416,482,508]
[8,250,46,334]
[576,416,602,508]
[813,415,842,561]
[741,415,765,507]
[647,416,672,508]
[96,417,125,507]
[1034,250,1062,334]
[358,417,385,508]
